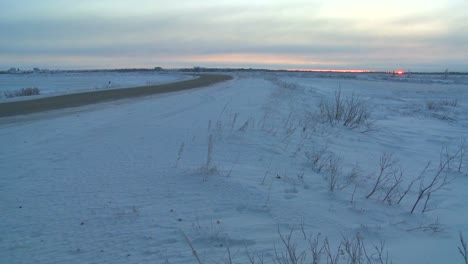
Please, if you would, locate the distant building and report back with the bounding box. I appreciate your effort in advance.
[193,66,207,72]
[8,68,18,73]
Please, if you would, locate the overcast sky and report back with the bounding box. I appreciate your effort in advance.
[1,0,467,71]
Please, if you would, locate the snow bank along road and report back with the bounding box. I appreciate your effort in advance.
[0,74,232,117]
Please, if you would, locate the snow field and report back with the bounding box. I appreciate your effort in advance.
[0,71,193,101]
[1,72,467,263]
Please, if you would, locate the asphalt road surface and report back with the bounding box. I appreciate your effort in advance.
[0,74,232,118]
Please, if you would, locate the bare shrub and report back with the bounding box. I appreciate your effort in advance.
[305,144,332,173]
[381,167,403,205]
[324,238,341,264]
[305,147,347,192]
[426,99,458,120]
[183,232,203,264]
[224,245,234,264]
[406,217,444,233]
[426,99,458,111]
[182,227,391,264]
[366,153,398,199]
[231,112,239,130]
[175,142,185,167]
[374,241,390,264]
[200,134,217,176]
[239,120,250,131]
[459,232,468,264]
[397,166,427,205]
[410,147,460,214]
[206,134,214,168]
[458,138,466,173]
[327,155,343,192]
[307,233,324,264]
[246,248,265,264]
[307,153,320,169]
[273,227,391,264]
[319,90,372,130]
[341,233,371,264]
[346,164,362,183]
[274,228,306,264]
[4,87,40,98]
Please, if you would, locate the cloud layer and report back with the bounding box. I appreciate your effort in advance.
[1,0,467,71]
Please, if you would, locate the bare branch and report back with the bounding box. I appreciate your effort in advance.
[182,233,203,264]
[398,163,429,204]
[307,233,324,264]
[382,167,403,205]
[411,147,459,213]
[367,153,397,199]
[324,238,341,264]
[275,227,306,264]
[459,232,468,264]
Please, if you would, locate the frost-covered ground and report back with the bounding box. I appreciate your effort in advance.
[293,71,468,86]
[0,71,193,101]
[1,72,468,263]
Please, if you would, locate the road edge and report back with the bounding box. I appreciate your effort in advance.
[0,74,233,118]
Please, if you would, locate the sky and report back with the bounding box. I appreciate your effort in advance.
[1,0,467,71]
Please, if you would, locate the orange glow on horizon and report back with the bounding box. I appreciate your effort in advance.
[288,69,377,73]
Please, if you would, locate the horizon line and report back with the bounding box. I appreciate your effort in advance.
[2,66,467,74]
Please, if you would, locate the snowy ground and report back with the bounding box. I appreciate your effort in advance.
[1,72,468,263]
[0,71,193,101]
